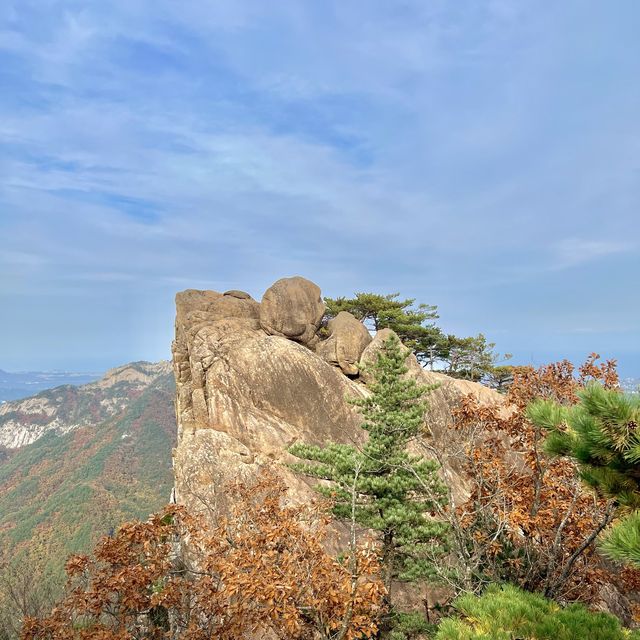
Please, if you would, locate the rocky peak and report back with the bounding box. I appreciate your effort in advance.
[171,276,499,519]
[94,361,172,388]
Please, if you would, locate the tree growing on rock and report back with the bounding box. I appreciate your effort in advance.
[289,334,450,603]
[323,292,510,381]
[324,292,444,368]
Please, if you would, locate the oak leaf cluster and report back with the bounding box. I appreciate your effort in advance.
[438,354,635,602]
[22,470,385,640]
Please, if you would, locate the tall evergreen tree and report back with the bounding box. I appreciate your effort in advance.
[528,383,640,565]
[289,334,449,596]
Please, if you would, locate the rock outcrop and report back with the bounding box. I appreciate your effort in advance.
[172,282,367,515]
[316,311,372,375]
[171,277,498,519]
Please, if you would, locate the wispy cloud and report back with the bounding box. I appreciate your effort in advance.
[0,0,639,372]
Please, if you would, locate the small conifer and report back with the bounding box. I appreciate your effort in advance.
[289,334,449,594]
[435,583,640,640]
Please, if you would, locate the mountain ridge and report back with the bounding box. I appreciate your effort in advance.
[0,369,102,403]
[0,361,171,448]
[0,361,176,588]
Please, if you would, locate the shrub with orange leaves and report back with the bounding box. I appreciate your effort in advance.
[21,469,385,640]
[428,354,632,604]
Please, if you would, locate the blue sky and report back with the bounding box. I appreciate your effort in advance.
[1,1,639,375]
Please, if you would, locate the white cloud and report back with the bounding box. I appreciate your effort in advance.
[1,0,639,369]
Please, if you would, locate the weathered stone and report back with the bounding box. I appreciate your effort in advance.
[191,296,259,325]
[191,388,209,426]
[191,361,205,388]
[595,583,633,623]
[175,290,259,340]
[173,430,258,515]
[175,289,222,325]
[316,311,372,375]
[259,276,324,346]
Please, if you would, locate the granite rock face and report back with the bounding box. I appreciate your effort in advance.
[172,278,367,516]
[171,277,499,519]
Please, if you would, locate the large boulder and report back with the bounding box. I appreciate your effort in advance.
[316,311,372,375]
[259,276,324,346]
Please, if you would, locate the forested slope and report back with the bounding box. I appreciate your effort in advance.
[0,365,175,585]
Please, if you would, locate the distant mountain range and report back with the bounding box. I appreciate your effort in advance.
[0,361,171,448]
[0,361,176,591]
[0,369,101,403]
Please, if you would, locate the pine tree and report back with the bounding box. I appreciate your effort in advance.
[289,334,449,596]
[323,292,444,367]
[435,583,640,640]
[323,292,510,379]
[528,383,640,566]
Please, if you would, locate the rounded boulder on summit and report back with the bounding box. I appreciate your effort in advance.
[259,276,325,346]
